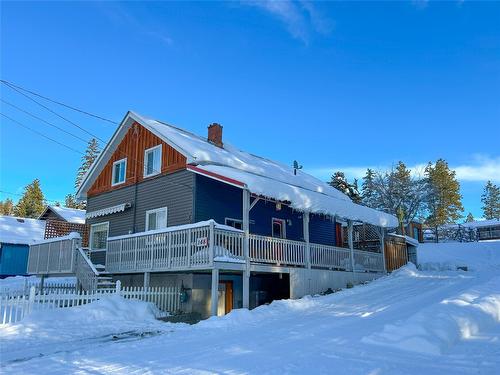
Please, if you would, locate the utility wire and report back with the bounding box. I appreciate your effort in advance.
[0,112,85,155]
[0,98,100,147]
[0,79,118,124]
[2,80,107,144]
[0,190,65,205]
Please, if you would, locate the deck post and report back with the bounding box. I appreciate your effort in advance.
[348,220,355,276]
[144,272,150,288]
[211,268,219,316]
[303,212,311,269]
[379,228,387,273]
[242,189,250,309]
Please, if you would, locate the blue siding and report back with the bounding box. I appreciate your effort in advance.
[195,175,336,244]
[0,243,29,276]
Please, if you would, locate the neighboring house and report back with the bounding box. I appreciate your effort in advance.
[404,221,423,243]
[463,219,500,241]
[38,205,89,246]
[424,219,500,243]
[28,111,399,318]
[0,216,46,277]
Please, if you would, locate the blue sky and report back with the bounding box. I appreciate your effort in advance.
[0,1,499,219]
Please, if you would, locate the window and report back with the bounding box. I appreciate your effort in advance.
[112,158,127,185]
[90,222,109,250]
[225,218,243,230]
[144,145,162,177]
[272,218,286,239]
[146,207,168,231]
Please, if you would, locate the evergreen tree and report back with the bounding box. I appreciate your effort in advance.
[0,198,14,215]
[65,193,85,209]
[481,181,500,220]
[14,179,46,218]
[329,171,361,202]
[75,138,100,190]
[465,212,475,223]
[361,168,378,208]
[425,159,464,241]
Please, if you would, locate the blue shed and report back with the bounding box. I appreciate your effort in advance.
[0,216,46,277]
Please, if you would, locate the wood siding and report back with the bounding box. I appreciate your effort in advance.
[86,170,195,237]
[88,122,186,197]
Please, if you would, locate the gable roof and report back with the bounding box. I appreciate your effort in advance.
[38,205,86,224]
[77,111,398,228]
[0,216,47,245]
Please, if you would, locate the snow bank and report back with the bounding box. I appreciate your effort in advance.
[418,240,500,271]
[0,276,76,294]
[362,268,500,355]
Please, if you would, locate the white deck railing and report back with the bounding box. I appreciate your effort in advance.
[105,221,385,273]
[27,233,81,275]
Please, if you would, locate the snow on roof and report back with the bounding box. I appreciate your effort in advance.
[41,205,86,224]
[0,216,46,245]
[387,233,420,247]
[462,219,500,229]
[136,112,397,228]
[78,111,398,228]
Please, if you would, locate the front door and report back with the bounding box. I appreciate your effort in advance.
[217,280,233,315]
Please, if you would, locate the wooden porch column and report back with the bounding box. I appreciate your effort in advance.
[143,272,150,288]
[303,212,311,269]
[211,268,219,316]
[347,220,355,274]
[242,189,250,309]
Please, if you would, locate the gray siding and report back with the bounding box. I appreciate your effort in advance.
[86,170,195,237]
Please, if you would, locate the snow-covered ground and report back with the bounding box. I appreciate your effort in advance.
[1,241,499,374]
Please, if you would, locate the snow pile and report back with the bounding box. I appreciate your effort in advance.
[0,216,46,245]
[0,295,168,363]
[418,240,500,271]
[363,265,500,355]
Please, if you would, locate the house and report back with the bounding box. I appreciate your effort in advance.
[463,219,500,241]
[0,216,46,277]
[28,111,399,318]
[38,205,89,246]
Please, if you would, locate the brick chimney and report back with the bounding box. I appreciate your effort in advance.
[208,123,223,148]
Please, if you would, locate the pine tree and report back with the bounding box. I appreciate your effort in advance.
[481,181,500,220]
[75,138,100,190]
[361,168,378,207]
[65,193,85,209]
[465,212,474,223]
[329,171,350,195]
[14,179,46,218]
[0,198,14,215]
[425,159,464,241]
[350,178,361,204]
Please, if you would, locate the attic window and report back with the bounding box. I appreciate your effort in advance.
[144,145,162,178]
[112,158,127,186]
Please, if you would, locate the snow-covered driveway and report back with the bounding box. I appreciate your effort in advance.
[1,243,499,374]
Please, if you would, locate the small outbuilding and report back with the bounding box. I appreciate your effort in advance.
[0,216,46,277]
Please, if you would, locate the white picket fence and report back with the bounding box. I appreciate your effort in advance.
[0,281,181,325]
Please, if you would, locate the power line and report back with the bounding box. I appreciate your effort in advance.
[0,190,64,205]
[1,98,99,147]
[0,79,118,124]
[0,112,85,155]
[2,80,107,144]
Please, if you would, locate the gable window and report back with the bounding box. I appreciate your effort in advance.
[90,222,109,250]
[146,207,168,231]
[225,218,243,230]
[144,145,162,177]
[112,158,127,186]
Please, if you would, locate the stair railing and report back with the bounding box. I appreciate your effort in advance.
[75,247,100,292]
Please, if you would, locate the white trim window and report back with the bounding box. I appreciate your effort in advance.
[225,218,243,230]
[144,145,162,178]
[90,222,109,250]
[146,207,168,231]
[111,158,127,186]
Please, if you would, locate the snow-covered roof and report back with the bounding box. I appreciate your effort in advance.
[387,233,420,247]
[0,216,47,245]
[462,219,500,229]
[39,205,86,224]
[77,111,398,228]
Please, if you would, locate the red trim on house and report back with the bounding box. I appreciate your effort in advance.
[186,164,246,188]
